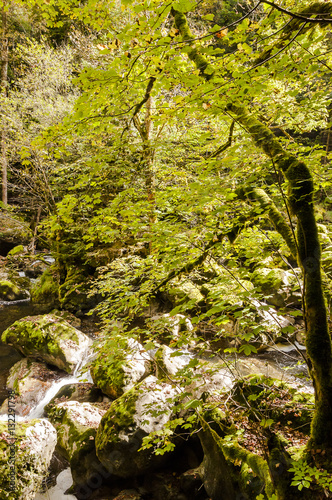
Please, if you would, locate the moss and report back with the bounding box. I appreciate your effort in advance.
[7,245,24,256]
[1,314,81,373]
[0,419,53,500]
[96,386,137,450]
[241,187,297,258]
[31,267,59,307]
[0,280,26,301]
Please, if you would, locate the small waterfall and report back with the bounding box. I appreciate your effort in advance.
[28,375,79,419]
[28,346,94,419]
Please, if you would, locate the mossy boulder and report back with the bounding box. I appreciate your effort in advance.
[59,268,95,312]
[48,401,109,490]
[167,279,204,309]
[0,212,32,248]
[90,337,153,399]
[96,375,179,478]
[250,268,301,307]
[0,358,63,417]
[6,245,24,257]
[0,279,29,301]
[1,314,92,374]
[31,268,59,308]
[0,418,57,500]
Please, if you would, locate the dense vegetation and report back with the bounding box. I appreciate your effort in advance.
[1,0,332,498]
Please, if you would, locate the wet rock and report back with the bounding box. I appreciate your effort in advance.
[91,337,153,399]
[96,375,180,478]
[34,467,77,500]
[1,314,92,374]
[0,358,63,417]
[48,401,110,491]
[45,383,104,413]
[0,418,57,499]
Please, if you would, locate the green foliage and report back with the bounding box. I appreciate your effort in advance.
[289,459,332,493]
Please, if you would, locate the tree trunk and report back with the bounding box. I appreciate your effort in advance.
[1,4,8,205]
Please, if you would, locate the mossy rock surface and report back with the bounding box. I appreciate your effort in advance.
[48,400,109,488]
[31,268,59,308]
[250,268,301,307]
[0,419,57,500]
[91,337,153,399]
[1,314,92,374]
[167,279,204,308]
[96,375,179,478]
[0,279,28,301]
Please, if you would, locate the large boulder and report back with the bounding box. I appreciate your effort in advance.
[48,401,109,490]
[96,375,179,478]
[1,314,92,374]
[91,337,153,399]
[167,279,204,308]
[250,267,301,308]
[0,279,29,302]
[0,358,63,417]
[0,418,57,500]
[155,346,233,397]
[0,212,32,254]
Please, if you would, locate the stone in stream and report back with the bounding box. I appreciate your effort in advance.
[34,468,77,500]
[90,337,153,399]
[0,358,65,417]
[47,400,110,493]
[44,382,104,415]
[96,375,180,478]
[1,314,92,374]
[0,418,57,500]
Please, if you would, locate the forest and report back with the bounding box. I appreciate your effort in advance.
[0,0,332,499]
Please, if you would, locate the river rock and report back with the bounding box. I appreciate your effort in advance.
[250,267,301,308]
[1,314,92,374]
[34,468,77,500]
[155,345,233,397]
[91,337,153,399]
[167,278,204,308]
[48,401,110,490]
[0,358,63,417]
[0,418,57,500]
[45,383,104,413]
[96,375,180,478]
[0,279,29,302]
[0,212,32,254]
